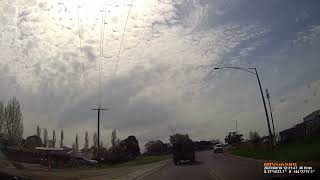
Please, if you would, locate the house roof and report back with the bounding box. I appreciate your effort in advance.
[303,109,320,122]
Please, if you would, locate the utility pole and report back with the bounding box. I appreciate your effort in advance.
[254,68,274,148]
[91,107,108,150]
[214,67,274,148]
[266,89,276,142]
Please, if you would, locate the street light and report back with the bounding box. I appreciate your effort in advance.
[233,120,238,133]
[214,66,274,147]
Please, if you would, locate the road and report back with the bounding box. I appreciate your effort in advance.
[140,150,264,180]
[1,151,318,180]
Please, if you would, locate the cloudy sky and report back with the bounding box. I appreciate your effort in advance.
[1,0,320,149]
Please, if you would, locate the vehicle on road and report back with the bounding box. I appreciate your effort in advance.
[172,140,195,165]
[67,156,98,167]
[213,144,223,153]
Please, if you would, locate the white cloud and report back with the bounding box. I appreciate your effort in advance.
[0,0,319,148]
[293,25,320,46]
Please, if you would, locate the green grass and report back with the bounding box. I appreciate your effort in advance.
[113,155,170,168]
[231,135,320,161]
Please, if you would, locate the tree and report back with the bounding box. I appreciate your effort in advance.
[4,97,23,145]
[48,139,54,148]
[73,134,79,151]
[145,140,168,155]
[36,125,41,138]
[115,139,121,146]
[52,130,56,148]
[43,128,48,147]
[225,131,244,145]
[249,131,261,145]
[75,134,79,151]
[111,129,117,147]
[93,132,98,148]
[60,130,64,148]
[169,133,191,145]
[121,135,140,158]
[108,142,126,164]
[84,131,89,150]
[0,101,5,134]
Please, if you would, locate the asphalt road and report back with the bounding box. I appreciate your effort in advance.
[140,150,264,180]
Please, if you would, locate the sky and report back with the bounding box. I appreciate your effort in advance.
[1,0,320,150]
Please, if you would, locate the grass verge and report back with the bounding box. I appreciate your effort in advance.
[230,134,320,161]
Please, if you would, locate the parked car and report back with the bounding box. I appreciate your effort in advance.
[213,144,223,153]
[66,156,98,167]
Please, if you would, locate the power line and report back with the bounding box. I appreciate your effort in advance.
[76,2,88,89]
[107,0,133,109]
[98,1,108,108]
[91,2,110,155]
[113,0,134,77]
[99,14,104,107]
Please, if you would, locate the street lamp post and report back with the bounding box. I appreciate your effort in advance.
[214,67,274,147]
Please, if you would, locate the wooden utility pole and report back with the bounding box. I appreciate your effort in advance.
[91,107,108,150]
[266,89,276,141]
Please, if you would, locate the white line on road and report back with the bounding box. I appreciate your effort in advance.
[208,168,224,180]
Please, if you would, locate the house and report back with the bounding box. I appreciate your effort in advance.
[22,135,42,150]
[279,122,306,143]
[279,109,320,143]
[35,147,70,168]
[303,109,320,135]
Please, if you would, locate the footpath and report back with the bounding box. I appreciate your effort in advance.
[0,159,170,180]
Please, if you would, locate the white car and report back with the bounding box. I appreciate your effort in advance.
[213,144,223,153]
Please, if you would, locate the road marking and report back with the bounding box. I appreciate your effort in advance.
[208,168,224,180]
[134,160,170,180]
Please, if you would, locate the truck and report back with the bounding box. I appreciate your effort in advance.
[172,139,195,165]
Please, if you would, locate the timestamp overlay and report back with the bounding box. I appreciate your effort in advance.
[263,162,317,175]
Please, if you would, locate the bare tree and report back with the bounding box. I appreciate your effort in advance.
[111,129,117,147]
[43,128,48,147]
[75,134,79,151]
[72,134,79,152]
[52,130,56,148]
[115,139,121,146]
[36,125,41,138]
[93,132,98,148]
[60,130,64,148]
[84,131,89,150]
[4,97,23,145]
[0,101,4,134]
[249,131,261,145]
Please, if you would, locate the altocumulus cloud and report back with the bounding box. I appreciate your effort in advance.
[0,0,320,148]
